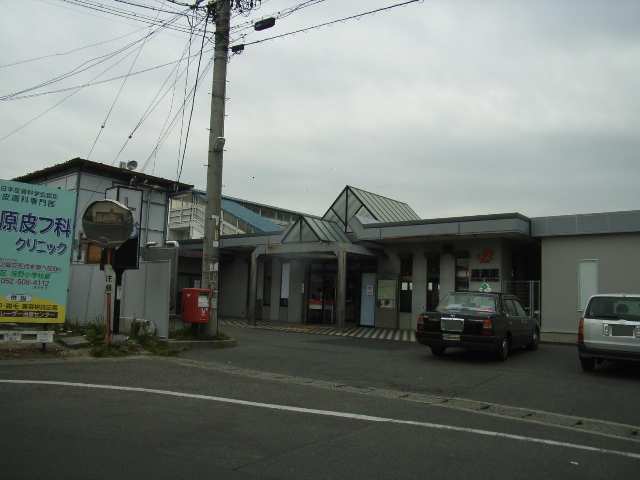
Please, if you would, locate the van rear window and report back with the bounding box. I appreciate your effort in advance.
[586,297,640,320]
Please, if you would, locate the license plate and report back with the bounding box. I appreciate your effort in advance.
[611,325,634,337]
[442,333,461,341]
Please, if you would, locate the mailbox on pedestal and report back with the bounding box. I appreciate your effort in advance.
[181,288,210,324]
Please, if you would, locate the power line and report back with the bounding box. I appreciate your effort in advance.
[111,16,206,166]
[0,47,140,143]
[235,0,422,49]
[87,18,159,159]
[177,10,210,183]
[113,0,188,15]
[1,48,213,101]
[175,16,197,179]
[230,0,327,33]
[56,0,208,35]
[0,25,149,69]
[0,11,185,101]
[141,53,214,173]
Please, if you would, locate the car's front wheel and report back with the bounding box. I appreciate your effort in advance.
[580,356,596,372]
[496,336,509,361]
[430,346,446,357]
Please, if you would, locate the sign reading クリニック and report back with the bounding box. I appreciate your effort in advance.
[0,180,76,324]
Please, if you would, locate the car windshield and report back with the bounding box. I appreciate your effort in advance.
[586,297,640,321]
[436,293,497,313]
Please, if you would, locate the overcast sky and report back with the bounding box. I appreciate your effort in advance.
[2,0,639,218]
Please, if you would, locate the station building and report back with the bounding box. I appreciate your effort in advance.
[201,186,640,339]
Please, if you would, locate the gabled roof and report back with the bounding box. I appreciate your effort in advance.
[322,186,420,231]
[221,199,282,233]
[282,216,350,244]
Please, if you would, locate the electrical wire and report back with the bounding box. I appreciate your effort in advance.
[177,10,210,183]
[230,0,326,33]
[234,0,422,49]
[111,15,206,165]
[140,53,214,173]
[0,11,185,101]
[0,25,149,69]
[175,15,197,179]
[112,0,188,15]
[86,16,159,159]
[55,0,208,35]
[1,48,213,101]
[0,46,140,143]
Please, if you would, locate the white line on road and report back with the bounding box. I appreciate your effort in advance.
[2,379,640,462]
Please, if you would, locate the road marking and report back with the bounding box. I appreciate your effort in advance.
[2,379,640,462]
[164,358,640,444]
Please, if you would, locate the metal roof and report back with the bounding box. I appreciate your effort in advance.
[13,157,192,191]
[348,186,420,223]
[222,199,282,233]
[190,189,314,219]
[282,216,350,244]
[305,216,350,243]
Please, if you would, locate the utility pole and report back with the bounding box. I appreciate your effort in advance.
[202,0,230,337]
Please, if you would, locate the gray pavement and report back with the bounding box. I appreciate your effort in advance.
[1,326,639,479]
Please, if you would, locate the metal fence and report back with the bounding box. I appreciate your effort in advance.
[66,261,171,338]
[502,280,541,323]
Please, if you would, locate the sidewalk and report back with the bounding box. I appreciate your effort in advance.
[221,319,417,343]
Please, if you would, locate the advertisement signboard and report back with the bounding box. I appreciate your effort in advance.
[0,180,76,324]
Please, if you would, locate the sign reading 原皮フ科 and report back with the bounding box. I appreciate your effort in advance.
[0,180,76,324]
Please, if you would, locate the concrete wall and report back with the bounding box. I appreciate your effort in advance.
[120,261,171,338]
[220,256,248,319]
[67,261,171,338]
[541,233,640,334]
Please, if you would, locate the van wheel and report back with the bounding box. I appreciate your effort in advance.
[496,336,509,361]
[430,346,446,357]
[527,328,540,351]
[580,357,596,372]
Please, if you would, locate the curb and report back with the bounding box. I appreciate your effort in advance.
[167,339,237,349]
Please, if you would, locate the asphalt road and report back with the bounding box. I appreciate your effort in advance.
[1,327,639,480]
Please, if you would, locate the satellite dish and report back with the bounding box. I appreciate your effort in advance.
[126,160,138,171]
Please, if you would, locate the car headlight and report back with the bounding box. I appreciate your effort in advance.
[603,324,610,336]
[635,325,640,339]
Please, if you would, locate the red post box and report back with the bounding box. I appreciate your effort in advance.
[181,288,210,324]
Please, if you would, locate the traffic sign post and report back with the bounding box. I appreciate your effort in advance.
[82,200,133,346]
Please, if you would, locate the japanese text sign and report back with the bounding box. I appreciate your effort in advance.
[0,180,76,324]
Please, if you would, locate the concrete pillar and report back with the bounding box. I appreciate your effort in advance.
[440,253,455,295]
[411,250,427,329]
[335,249,347,328]
[269,257,281,321]
[247,250,258,323]
[288,260,305,323]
